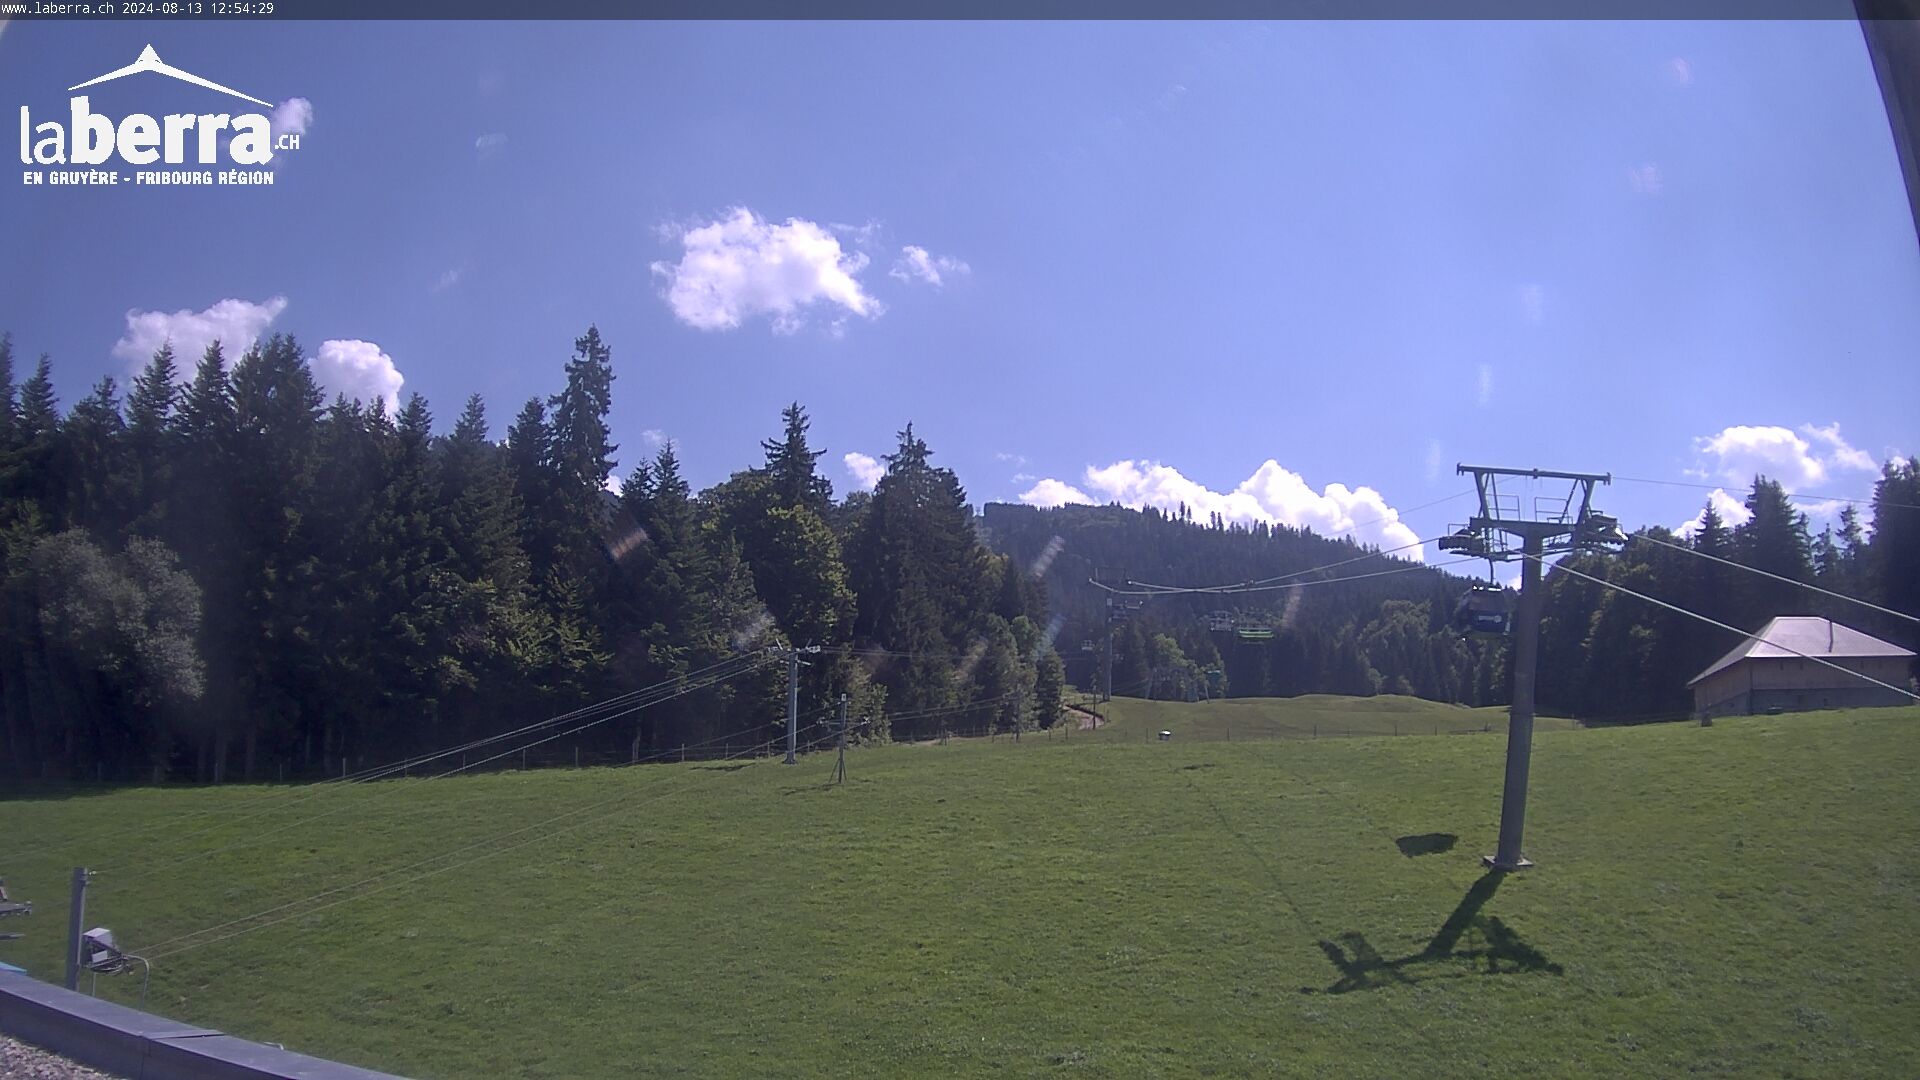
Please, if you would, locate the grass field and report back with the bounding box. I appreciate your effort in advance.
[1069,693,1578,743]
[3,700,1917,1078]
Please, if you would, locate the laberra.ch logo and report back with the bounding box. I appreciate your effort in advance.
[18,44,301,187]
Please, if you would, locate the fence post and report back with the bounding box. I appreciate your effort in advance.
[681,744,686,763]
[575,747,580,769]
[341,757,347,779]
[65,867,88,990]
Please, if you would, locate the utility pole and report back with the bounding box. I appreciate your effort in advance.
[1103,598,1116,704]
[779,644,819,765]
[833,694,850,784]
[65,867,88,991]
[785,649,800,765]
[1442,464,1624,871]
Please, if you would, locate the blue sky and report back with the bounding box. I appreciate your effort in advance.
[3,19,1915,566]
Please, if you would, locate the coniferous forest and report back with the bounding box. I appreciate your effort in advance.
[1,327,1915,783]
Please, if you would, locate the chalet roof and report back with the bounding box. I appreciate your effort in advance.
[1687,616,1915,687]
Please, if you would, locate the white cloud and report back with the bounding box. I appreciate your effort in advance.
[431,266,466,294]
[111,296,288,375]
[314,339,405,413]
[831,221,885,254]
[1627,163,1663,195]
[652,208,883,334]
[1675,487,1753,539]
[475,132,508,157]
[1667,57,1693,87]
[640,428,669,450]
[843,451,885,492]
[1691,423,1877,493]
[1518,283,1545,325]
[271,98,312,139]
[1799,422,1876,474]
[264,98,312,173]
[1023,459,1424,558]
[1476,363,1493,407]
[890,245,971,287]
[1018,478,1096,507]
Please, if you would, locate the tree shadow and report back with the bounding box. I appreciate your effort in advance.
[693,763,753,772]
[1304,871,1564,995]
[1394,833,1456,858]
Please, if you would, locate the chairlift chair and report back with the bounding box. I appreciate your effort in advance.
[1452,584,1512,639]
[81,927,150,1006]
[1577,512,1628,549]
[1436,527,1488,557]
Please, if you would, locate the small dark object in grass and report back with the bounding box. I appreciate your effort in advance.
[1395,833,1458,858]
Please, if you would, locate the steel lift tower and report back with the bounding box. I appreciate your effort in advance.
[1440,465,1626,870]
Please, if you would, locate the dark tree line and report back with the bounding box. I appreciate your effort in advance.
[3,323,1913,784]
[0,330,1065,783]
[1534,471,1920,721]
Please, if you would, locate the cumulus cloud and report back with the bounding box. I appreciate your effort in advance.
[314,339,405,413]
[1800,422,1875,474]
[1691,423,1877,493]
[1627,163,1663,195]
[652,208,884,334]
[111,296,288,375]
[1021,459,1424,558]
[1018,478,1096,507]
[431,265,466,294]
[271,98,312,139]
[475,132,508,157]
[890,245,971,287]
[843,452,885,492]
[640,428,669,450]
[1675,487,1753,539]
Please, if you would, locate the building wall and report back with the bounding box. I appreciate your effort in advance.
[1693,657,1914,719]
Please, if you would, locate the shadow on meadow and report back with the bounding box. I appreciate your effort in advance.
[1306,870,1564,995]
[1394,832,1457,857]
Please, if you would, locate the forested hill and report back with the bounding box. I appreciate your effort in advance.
[982,461,1920,725]
[1,325,1913,785]
[981,502,1506,707]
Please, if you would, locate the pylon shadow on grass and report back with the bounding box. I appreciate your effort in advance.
[1304,871,1564,995]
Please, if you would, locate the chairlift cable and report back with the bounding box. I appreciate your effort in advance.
[104,658,777,882]
[1517,553,1919,703]
[11,652,769,870]
[1612,474,1920,512]
[1634,532,1920,627]
[136,711,813,961]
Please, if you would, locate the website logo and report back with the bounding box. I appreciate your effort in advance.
[19,45,300,188]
